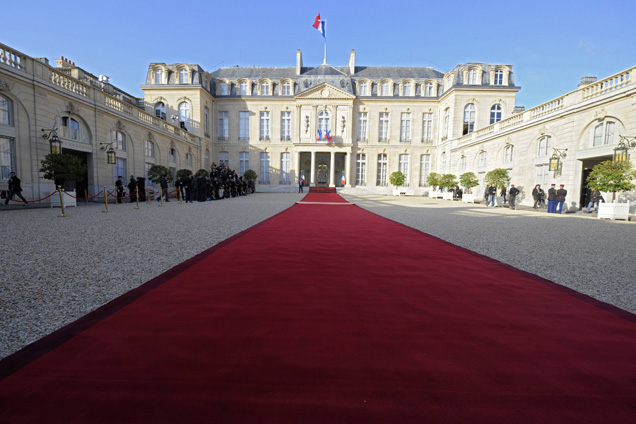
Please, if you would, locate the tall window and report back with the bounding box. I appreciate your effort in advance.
[260,81,270,95]
[460,155,466,171]
[115,158,126,181]
[422,113,433,142]
[0,137,15,180]
[424,82,434,97]
[260,152,270,184]
[260,111,270,140]
[239,111,249,141]
[400,113,411,142]
[155,102,166,120]
[379,112,390,142]
[537,136,551,156]
[205,149,210,171]
[494,69,504,85]
[504,145,513,163]
[61,117,79,140]
[357,112,368,141]
[441,152,447,173]
[420,154,431,186]
[282,81,292,95]
[113,131,126,151]
[490,104,502,124]
[399,154,410,186]
[145,163,153,187]
[281,111,291,141]
[145,140,155,158]
[281,152,291,184]
[443,108,450,138]
[168,148,176,163]
[154,69,163,84]
[463,104,475,135]
[218,112,228,140]
[536,164,549,187]
[381,81,391,96]
[358,81,368,96]
[240,81,249,95]
[605,122,615,145]
[594,121,615,146]
[178,102,190,131]
[239,152,249,176]
[219,82,228,95]
[204,107,210,136]
[356,153,366,185]
[318,110,331,135]
[376,154,388,186]
[219,151,229,166]
[0,97,12,126]
[468,69,478,84]
[402,82,412,96]
[179,68,188,84]
[186,153,193,168]
[479,151,487,167]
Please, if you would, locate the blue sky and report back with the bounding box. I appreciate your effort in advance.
[3,0,635,108]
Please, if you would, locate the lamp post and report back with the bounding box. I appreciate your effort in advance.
[41,128,62,154]
[613,136,636,163]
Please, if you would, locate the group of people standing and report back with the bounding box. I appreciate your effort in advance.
[174,163,255,203]
[532,183,568,213]
[484,183,520,210]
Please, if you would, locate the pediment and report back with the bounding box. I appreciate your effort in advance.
[295,83,355,100]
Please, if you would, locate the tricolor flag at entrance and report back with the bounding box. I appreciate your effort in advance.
[301,172,305,185]
[312,13,325,38]
[341,172,346,186]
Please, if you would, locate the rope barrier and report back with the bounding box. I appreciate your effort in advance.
[1,191,57,203]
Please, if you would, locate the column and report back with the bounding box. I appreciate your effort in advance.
[329,151,335,187]
[345,152,351,188]
[310,151,316,186]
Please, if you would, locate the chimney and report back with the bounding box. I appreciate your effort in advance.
[579,76,597,87]
[296,50,303,75]
[348,49,356,75]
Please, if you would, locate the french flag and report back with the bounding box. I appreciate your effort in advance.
[301,172,305,185]
[341,172,346,186]
[312,13,325,38]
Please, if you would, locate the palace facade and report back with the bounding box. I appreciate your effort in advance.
[1,41,635,209]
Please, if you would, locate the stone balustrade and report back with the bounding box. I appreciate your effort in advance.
[582,70,631,100]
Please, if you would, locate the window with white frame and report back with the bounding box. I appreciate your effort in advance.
[218,111,228,140]
[61,117,80,140]
[239,152,249,175]
[145,140,155,158]
[115,158,126,180]
[179,68,188,84]
[504,145,513,163]
[381,81,391,96]
[168,148,176,163]
[357,112,368,141]
[463,104,475,135]
[219,81,228,95]
[379,112,390,142]
[420,154,430,186]
[490,104,502,124]
[376,153,388,186]
[186,153,193,168]
[260,81,270,95]
[358,81,369,96]
[318,110,331,136]
[281,152,291,184]
[154,69,163,84]
[205,149,210,170]
[441,152,447,173]
[240,81,249,95]
[204,107,210,136]
[282,81,292,96]
[260,111,270,140]
[479,151,487,167]
[536,164,549,187]
[424,82,434,97]
[0,97,12,126]
[155,102,166,120]
[400,113,411,142]
[593,121,615,146]
[178,102,190,131]
[443,108,450,138]
[399,154,410,186]
[422,113,433,142]
[239,111,249,140]
[260,152,270,184]
[356,153,366,185]
[0,137,15,180]
[468,68,478,84]
[113,131,126,151]
[145,163,154,187]
[460,155,466,171]
[219,151,229,166]
[402,82,412,96]
[537,136,551,156]
[281,111,291,140]
[494,69,504,85]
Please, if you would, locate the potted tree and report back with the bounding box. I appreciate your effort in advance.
[243,169,257,193]
[440,174,458,200]
[147,164,174,199]
[587,160,636,220]
[485,168,511,207]
[39,153,87,207]
[426,172,442,198]
[390,171,406,196]
[459,172,480,203]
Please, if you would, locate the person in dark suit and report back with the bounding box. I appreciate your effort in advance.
[115,176,124,204]
[556,184,567,214]
[547,183,557,213]
[508,184,520,210]
[158,175,169,202]
[4,172,28,205]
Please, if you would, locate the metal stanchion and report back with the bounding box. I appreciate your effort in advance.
[159,188,164,207]
[57,186,70,218]
[146,188,151,204]
[135,187,140,209]
[102,186,111,213]
[84,189,89,206]
[178,189,183,204]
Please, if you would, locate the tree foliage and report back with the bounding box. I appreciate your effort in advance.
[586,160,636,201]
[485,168,511,189]
[147,165,173,184]
[459,172,479,193]
[176,169,192,180]
[243,169,257,180]
[426,172,441,189]
[195,169,209,178]
[439,173,458,189]
[39,153,86,188]
[389,171,406,187]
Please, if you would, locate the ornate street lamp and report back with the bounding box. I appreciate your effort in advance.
[41,128,62,154]
[100,142,117,164]
[613,136,636,163]
[549,148,567,173]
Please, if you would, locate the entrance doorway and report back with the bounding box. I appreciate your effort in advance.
[63,150,90,198]
[579,156,611,209]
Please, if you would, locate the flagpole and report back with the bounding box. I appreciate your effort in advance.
[323,19,327,65]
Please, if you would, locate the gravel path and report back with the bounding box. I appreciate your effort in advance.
[2,192,634,360]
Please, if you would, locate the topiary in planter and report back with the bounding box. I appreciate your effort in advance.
[586,160,636,202]
[39,153,87,189]
[459,172,479,194]
[389,171,406,187]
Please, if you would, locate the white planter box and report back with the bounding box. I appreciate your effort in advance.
[462,193,476,203]
[392,187,415,196]
[50,190,77,208]
[443,192,454,201]
[598,201,630,221]
[428,191,442,198]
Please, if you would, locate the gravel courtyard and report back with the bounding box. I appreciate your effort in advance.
[1,192,634,360]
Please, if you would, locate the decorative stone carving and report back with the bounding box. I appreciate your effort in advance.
[115,120,124,130]
[594,108,607,121]
[147,132,154,141]
[66,102,77,114]
[0,77,9,91]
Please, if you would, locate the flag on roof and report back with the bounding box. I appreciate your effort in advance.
[312,13,325,38]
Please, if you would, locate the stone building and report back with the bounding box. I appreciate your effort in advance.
[1,41,635,210]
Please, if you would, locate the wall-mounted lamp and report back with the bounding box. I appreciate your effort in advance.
[100,142,117,164]
[613,135,636,163]
[549,148,568,172]
[41,128,62,154]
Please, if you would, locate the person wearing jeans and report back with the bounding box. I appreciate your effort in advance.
[487,184,497,207]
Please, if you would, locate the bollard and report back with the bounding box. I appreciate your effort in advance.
[178,189,183,204]
[135,187,140,209]
[102,186,111,213]
[57,186,70,218]
[146,188,151,204]
[159,187,164,207]
[85,189,89,206]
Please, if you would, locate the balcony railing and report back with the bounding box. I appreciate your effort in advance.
[218,136,228,141]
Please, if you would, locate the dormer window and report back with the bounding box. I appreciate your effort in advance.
[240,81,249,96]
[154,69,163,84]
[260,81,270,95]
[179,69,188,84]
[282,81,292,95]
[494,69,504,85]
[468,69,478,85]
[402,82,412,96]
[424,82,434,97]
[219,82,228,95]
[358,81,369,96]
[380,81,391,96]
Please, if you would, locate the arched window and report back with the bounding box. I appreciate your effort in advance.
[186,153,193,168]
[443,108,450,138]
[179,69,189,84]
[490,104,502,124]
[494,69,504,85]
[145,140,155,158]
[468,69,478,84]
[460,155,466,171]
[113,131,126,151]
[61,117,80,140]
[168,147,176,162]
[479,151,487,167]
[178,102,190,130]
[463,104,476,135]
[318,110,331,134]
[537,136,551,157]
[441,152,447,173]
[154,69,163,84]
[504,145,513,163]
[593,121,615,146]
[0,95,13,126]
[155,102,166,120]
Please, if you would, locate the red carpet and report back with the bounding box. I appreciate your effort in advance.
[2,195,636,423]
[309,186,336,193]
[299,192,350,203]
